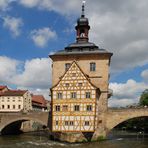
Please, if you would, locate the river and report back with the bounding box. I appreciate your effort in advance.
[0,132,148,148]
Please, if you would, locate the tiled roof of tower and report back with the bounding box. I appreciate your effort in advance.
[0,90,27,96]
[50,48,112,56]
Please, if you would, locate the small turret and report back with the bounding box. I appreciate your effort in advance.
[75,1,90,43]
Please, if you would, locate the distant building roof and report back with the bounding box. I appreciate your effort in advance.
[0,90,27,96]
[0,85,8,91]
[32,95,46,108]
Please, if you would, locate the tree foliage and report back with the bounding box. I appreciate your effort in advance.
[140,89,148,106]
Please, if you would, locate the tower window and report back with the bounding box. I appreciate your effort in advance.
[69,121,74,126]
[84,121,90,126]
[78,83,82,87]
[57,93,62,99]
[90,62,96,71]
[71,92,77,99]
[65,83,69,87]
[55,105,60,111]
[86,92,91,98]
[65,121,69,126]
[65,63,71,71]
[63,105,68,111]
[74,105,80,111]
[80,29,85,37]
[86,105,92,111]
[56,121,58,126]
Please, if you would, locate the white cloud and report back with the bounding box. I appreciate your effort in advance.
[19,0,79,16]
[19,0,40,8]
[109,79,147,107]
[13,58,52,88]
[0,0,14,11]
[141,69,148,83]
[3,16,23,37]
[0,56,19,84]
[30,27,57,47]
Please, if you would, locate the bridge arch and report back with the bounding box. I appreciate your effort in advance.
[1,117,47,135]
[106,108,148,133]
[0,112,49,135]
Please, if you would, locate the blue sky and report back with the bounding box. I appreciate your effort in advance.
[0,0,147,107]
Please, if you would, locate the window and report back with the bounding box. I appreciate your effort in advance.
[13,105,15,109]
[7,105,10,109]
[80,29,85,37]
[90,62,96,71]
[65,83,69,87]
[78,83,82,87]
[57,93,62,99]
[56,121,58,126]
[85,121,90,126]
[65,121,69,126]
[2,105,4,109]
[74,105,80,111]
[69,121,74,126]
[86,92,91,98]
[18,105,21,109]
[86,105,92,111]
[63,105,68,111]
[65,63,71,71]
[71,92,77,99]
[72,73,76,77]
[55,105,60,111]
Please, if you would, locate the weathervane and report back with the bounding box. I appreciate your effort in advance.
[81,0,86,17]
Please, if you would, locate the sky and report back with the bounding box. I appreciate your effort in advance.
[0,0,147,107]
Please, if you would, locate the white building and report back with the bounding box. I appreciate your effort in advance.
[0,86,32,112]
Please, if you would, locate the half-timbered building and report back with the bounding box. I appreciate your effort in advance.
[51,61,100,132]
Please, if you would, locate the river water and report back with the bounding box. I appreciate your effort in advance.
[0,132,148,148]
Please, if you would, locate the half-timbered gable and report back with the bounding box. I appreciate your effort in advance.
[51,61,98,132]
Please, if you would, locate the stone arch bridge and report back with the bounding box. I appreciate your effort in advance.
[106,108,148,131]
[92,108,148,140]
[0,112,49,134]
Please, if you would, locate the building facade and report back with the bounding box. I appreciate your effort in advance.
[50,2,112,134]
[32,94,47,111]
[0,87,32,112]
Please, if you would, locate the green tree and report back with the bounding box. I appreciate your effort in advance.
[140,89,148,106]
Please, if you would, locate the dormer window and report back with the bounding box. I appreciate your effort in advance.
[90,62,96,71]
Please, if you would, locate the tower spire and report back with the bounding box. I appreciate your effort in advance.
[81,0,86,17]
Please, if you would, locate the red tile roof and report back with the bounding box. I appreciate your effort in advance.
[0,90,27,96]
[0,85,7,90]
[32,95,46,107]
